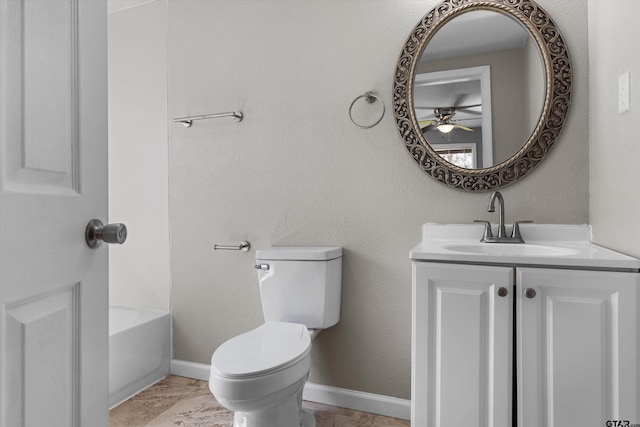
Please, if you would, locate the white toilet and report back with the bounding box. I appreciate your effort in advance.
[209,246,343,427]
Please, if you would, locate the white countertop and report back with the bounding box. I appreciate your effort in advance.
[410,224,640,270]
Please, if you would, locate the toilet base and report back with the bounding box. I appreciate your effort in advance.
[301,408,316,427]
[233,409,316,427]
[232,408,315,427]
[229,377,315,427]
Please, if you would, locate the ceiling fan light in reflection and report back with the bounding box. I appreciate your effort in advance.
[436,123,455,133]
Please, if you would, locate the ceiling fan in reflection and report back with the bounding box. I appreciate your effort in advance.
[416,105,481,134]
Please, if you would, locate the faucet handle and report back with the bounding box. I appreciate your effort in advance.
[511,220,533,240]
[474,220,494,241]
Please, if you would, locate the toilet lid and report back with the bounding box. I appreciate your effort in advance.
[211,322,311,379]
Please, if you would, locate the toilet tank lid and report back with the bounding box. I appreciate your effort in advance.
[256,246,342,261]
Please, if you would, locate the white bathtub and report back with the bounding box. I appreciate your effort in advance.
[109,306,171,408]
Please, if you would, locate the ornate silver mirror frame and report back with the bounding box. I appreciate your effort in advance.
[394,0,572,191]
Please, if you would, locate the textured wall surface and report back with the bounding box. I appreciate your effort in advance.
[588,0,640,259]
[167,0,589,399]
[108,1,171,311]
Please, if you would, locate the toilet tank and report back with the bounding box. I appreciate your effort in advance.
[255,247,342,329]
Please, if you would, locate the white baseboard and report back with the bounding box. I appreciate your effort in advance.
[170,359,211,381]
[302,382,410,420]
[170,359,410,420]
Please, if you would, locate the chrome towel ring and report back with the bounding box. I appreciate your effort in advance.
[349,91,385,129]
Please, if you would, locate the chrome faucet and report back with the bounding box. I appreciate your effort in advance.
[474,191,532,243]
[488,191,507,238]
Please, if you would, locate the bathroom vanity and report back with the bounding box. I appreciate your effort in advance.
[411,224,640,427]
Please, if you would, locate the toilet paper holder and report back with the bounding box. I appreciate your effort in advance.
[213,241,250,252]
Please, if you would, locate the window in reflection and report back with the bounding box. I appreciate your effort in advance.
[432,143,476,169]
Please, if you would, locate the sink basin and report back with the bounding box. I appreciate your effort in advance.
[410,224,640,269]
[442,243,581,257]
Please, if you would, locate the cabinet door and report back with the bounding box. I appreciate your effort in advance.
[517,268,639,427]
[413,262,513,427]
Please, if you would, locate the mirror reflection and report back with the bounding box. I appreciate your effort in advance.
[413,10,545,169]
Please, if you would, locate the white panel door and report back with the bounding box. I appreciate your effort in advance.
[413,262,513,427]
[517,267,639,427]
[0,1,108,426]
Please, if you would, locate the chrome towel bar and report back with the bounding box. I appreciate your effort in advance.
[174,111,243,128]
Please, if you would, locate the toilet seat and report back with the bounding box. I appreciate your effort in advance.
[211,321,311,379]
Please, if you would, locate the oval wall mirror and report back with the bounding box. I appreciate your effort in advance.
[394,0,572,191]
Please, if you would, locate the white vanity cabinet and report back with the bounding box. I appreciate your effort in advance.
[412,261,640,427]
[516,267,639,427]
[412,262,514,426]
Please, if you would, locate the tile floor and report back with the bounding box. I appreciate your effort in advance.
[110,375,410,427]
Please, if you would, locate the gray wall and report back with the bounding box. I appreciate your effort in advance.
[108,1,171,311]
[589,0,640,258]
[167,0,589,399]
